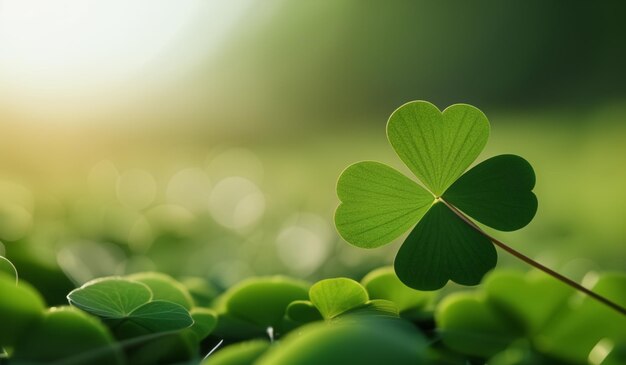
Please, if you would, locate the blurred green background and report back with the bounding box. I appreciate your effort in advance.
[0,1,624,304]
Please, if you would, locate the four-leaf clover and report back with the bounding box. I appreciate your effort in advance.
[335,101,537,290]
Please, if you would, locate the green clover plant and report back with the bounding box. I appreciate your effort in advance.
[335,100,537,290]
[286,277,398,324]
[436,270,626,363]
[67,277,194,336]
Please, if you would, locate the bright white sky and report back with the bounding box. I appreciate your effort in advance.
[0,0,251,123]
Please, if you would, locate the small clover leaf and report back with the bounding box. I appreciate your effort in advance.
[287,277,399,324]
[335,100,538,290]
[213,276,309,339]
[67,277,193,335]
[309,278,369,319]
[67,277,153,318]
[255,319,427,365]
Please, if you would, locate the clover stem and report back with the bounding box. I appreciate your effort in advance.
[438,198,626,316]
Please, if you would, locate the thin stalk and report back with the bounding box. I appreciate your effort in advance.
[438,198,626,316]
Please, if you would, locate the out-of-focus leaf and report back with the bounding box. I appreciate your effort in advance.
[127,272,195,309]
[203,340,271,365]
[12,307,123,365]
[340,299,399,319]
[0,274,45,347]
[256,318,426,365]
[437,292,520,358]
[484,270,573,335]
[361,266,436,315]
[186,308,218,342]
[309,278,368,319]
[219,276,309,330]
[180,277,219,307]
[286,300,322,324]
[537,273,626,364]
[212,313,266,341]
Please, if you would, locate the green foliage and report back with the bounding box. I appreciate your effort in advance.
[67,278,152,318]
[118,300,193,332]
[0,273,45,348]
[0,95,622,365]
[67,277,193,337]
[11,307,123,365]
[335,100,537,290]
[285,300,322,323]
[361,266,436,318]
[213,276,309,339]
[436,270,626,363]
[256,318,426,365]
[287,277,399,324]
[537,273,626,364]
[126,272,195,310]
[309,278,368,319]
[187,308,218,342]
[0,263,623,364]
[181,276,219,307]
[203,340,271,365]
[437,292,519,358]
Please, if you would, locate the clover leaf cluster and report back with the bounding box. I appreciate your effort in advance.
[2,254,624,365]
[335,100,538,290]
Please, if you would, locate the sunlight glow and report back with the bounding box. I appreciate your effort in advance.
[0,0,250,121]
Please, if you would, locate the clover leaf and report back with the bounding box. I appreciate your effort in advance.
[67,277,193,335]
[0,273,46,348]
[436,270,626,363]
[287,277,398,324]
[309,278,369,319]
[213,276,309,340]
[335,101,537,290]
[11,307,124,365]
[255,319,427,365]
